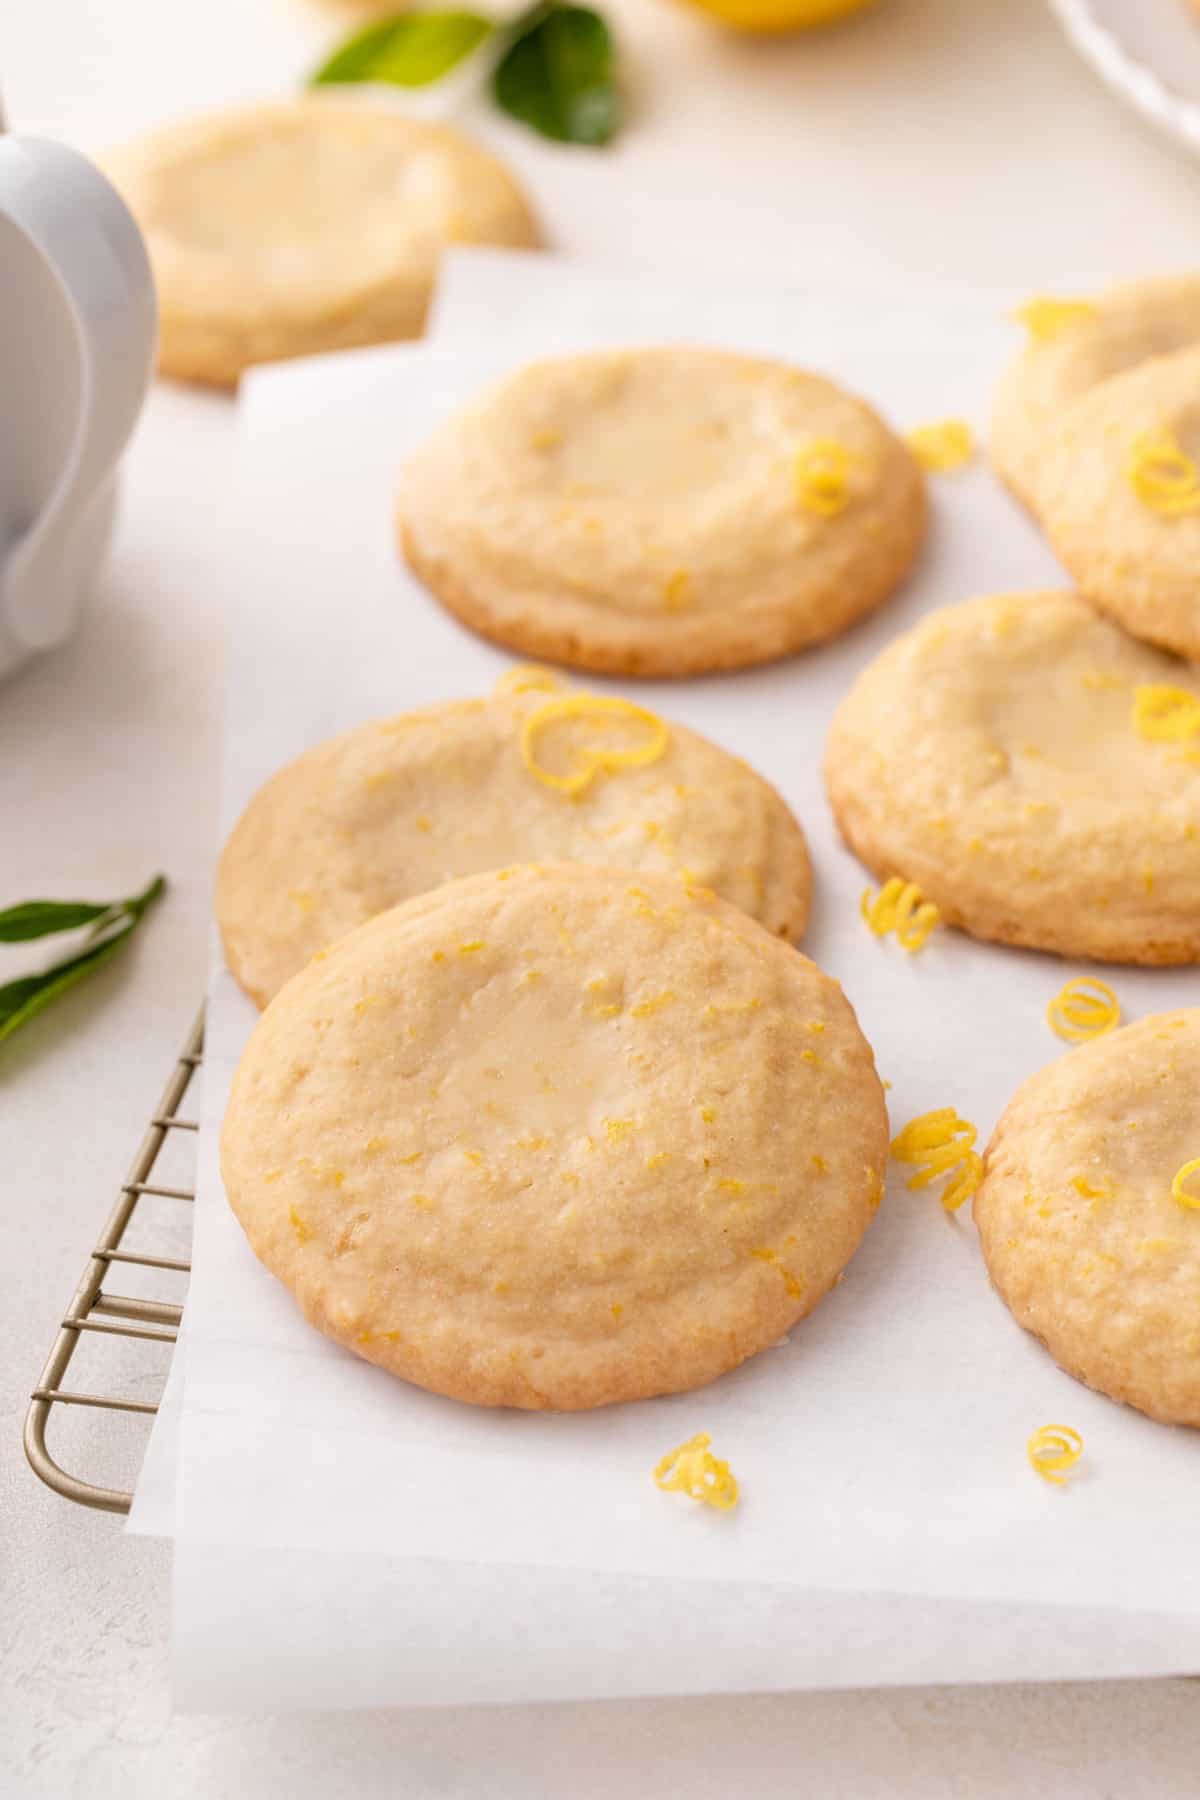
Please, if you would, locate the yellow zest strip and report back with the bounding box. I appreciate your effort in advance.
[653,1432,739,1512]
[794,438,851,517]
[750,1242,804,1299]
[1027,1424,1083,1486]
[861,876,940,953]
[663,569,693,613]
[1132,684,1200,743]
[1126,433,1200,518]
[890,1108,983,1214]
[521,694,670,797]
[1014,297,1096,341]
[494,663,563,696]
[905,418,974,473]
[1172,1158,1200,1212]
[289,1206,312,1244]
[1046,978,1121,1045]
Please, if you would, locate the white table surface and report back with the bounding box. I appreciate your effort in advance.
[4,0,1199,1793]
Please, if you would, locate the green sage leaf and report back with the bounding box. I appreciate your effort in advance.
[0,875,166,1049]
[492,4,620,146]
[0,898,119,942]
[311,11,493,89]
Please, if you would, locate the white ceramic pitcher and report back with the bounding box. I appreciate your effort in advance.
[0,133,157,681]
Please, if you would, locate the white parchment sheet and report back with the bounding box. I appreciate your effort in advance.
[142,275,1200,1707]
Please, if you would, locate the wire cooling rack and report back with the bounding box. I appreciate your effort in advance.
[23,1011,203,1514]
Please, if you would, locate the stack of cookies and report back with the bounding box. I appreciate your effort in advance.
[219,320,1200,1438]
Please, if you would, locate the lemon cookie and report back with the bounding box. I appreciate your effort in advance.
[975,1010,1200,1426]
[1035,346,1200,661]
[216,674,812,1006]
[825,590,1200,965]
[103,101,539,387]
[396,348,926,677]
[992,274,1200,510]
[221,864,888,1410]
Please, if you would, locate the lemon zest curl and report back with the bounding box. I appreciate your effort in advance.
[794,438,852,517]
[1047,978,1121,1044]
[1132,684,1200,743]
[906,418,974,473]
[653,1432,739,1512]
[891,1108,982,1213]
[1172,1158,1200,1212]
[1126,433,1200,518]
[1014,297,1096,341]
[521,694,670,796]
[1027,1424,1083,1486]
[861,877,940,952]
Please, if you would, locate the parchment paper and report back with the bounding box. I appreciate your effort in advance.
[135,269,1200,1706]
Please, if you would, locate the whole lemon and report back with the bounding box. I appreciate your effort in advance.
[684,0,876,31]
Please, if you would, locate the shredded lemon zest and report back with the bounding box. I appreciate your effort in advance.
[631,990,676,1018]
[750,1241,804,1298]
[1132,684,1200,744]
[794,438,852,517]
[1027,1424,1083,1486]
[861,876,941,952]
[906,418,974,473]
[494,663,563,697]
[891,1108,982,1213]
[1071,1175,1111,1200]
[653,1432,739,1512]
[1126,432,1200,517]
[1171,1158,1200,1212]
[520,694,670,796]
[1014,297,1096,341]
[1047,977,1121,1044]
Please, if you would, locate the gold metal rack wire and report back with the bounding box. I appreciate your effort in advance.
[24,1011,203,1514]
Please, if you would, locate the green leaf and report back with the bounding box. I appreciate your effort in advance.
[311,11,493,88]
[0,875,166,1049]
[492,4,620,146]
[0,898,119,942]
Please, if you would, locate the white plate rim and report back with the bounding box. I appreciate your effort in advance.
[1049,0,1200,158]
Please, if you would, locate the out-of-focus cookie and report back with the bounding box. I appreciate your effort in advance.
[824,590,1200,965]
[992,275,1200,509]
[220,864,889,1411]
[975,1010,1200,1427]
[215,669,812,1006]
[103,101,540,387]
[396,348,926,677]
[1035,345,1200,661]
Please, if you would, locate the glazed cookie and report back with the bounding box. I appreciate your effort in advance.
[825,590,1200,965]
[1036,346,1200,661]
[216,670,812,1006]
[992,274,1200,510]
[102,102,539,387]
[975,1010,1200,1427]
[221,864,889,1410]
[396,348,926,677]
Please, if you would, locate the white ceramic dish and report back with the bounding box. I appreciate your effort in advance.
[0,137,156,682]
[1050,0,1200,157]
